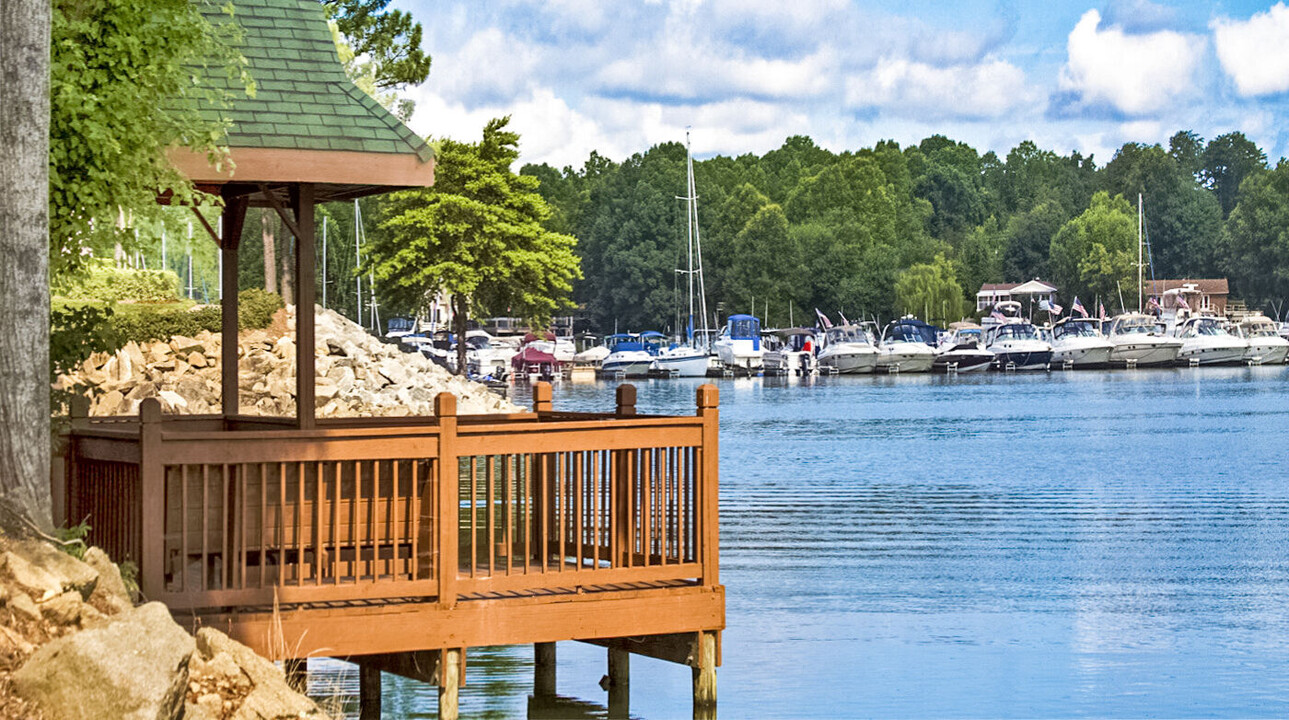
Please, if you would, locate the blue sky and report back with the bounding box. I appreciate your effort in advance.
[395,0,1289,169]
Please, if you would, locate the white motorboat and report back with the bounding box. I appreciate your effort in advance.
[876,318,935,373]
[600,333,656,377]
[763,328,817,376]
[1105,313,1182,367]
[1173,316,1247,365]
[1234,315,1289,365]
[1049,317,1114,369]
[652,344,712,377]
[465,330,517,377]
[817,324,880,374]
[714,314,764,370]
[985,318,1053,371]
[933,324,992,373]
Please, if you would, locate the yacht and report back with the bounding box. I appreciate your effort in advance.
[1105,313,1182,367]
[1049,317,1114,369]
[714,314,764,370]
[933,324,992,373]
[600,333,656,377]
[985,318,1053,371]
[1172,316,1247,366]
[763,328,817,376]
[651,341,712,377]
[1235,315,1289,364]
[817,323,880,374]
[465,330,517,377]
[876,318,935,373]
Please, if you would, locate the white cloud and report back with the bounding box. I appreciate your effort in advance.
[1058,9,1203,116]
[1213,3,1289,97]
[432,28,543,106]
[845,56,1035,120]
[595,39,835,102]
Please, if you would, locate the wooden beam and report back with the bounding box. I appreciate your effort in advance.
[190,206,221,247]
[583,632,710,668]
[291,184,316,429]
[168,146,435,189]
[350,650,439,684]
[220,197,247,418]
[261,183,304,242]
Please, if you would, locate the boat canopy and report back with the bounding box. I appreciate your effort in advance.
[387,316,416,334]
[888,317,941,345]
[726,315,760,340]
[605,333,645,352]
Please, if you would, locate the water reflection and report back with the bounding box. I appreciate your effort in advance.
[312,367,1289,717]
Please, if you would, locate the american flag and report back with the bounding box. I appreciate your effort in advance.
[814,308,833,329]
[1098,301,1107,320]
[991,308,1007,322]
[1072,297,1087,317]
[1175,294,1190,310]
[1147,296,1161,311]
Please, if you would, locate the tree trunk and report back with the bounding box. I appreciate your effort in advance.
[261,209,276,294]
[454,295,469,376]
[0,0,52,527]
[280,227,294,306]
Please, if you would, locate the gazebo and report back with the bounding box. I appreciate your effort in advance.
[168,0,435,429]
[63,2,725,718]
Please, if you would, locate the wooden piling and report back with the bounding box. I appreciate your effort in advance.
[534,642,557,698]
[439,647,462,720]
[359,664,381,719]
[692,631,717,716]
[607,647,629,719]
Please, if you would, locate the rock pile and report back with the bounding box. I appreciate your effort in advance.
[59,305,519,418]
[0,532,328,719]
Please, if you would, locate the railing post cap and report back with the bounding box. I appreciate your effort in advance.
[696,384,719,410]
[435,392,458,417]
[69,395,90,419]
[616,383,637,404]
[139,397,163,424]
[533,381,552,404]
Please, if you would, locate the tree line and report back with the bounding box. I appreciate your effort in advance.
[519,130,1282,332]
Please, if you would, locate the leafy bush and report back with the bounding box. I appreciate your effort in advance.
[59,260,181,303]
[51,304,121,378]
[237,288,284,330]
[111,305,219,344]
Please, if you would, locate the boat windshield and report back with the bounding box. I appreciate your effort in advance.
[1188,318,1229,337]
[1111,317,1155,335]
[1054,321,1099,339]
[827,326,872,345]
[387,317,416,333]
[1243,321,1278,337]
[885,324,921,343]
[729,317,759,339]
[993,323,1039,341]
[467,335,492,350]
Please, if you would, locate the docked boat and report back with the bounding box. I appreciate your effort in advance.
[1105,313,1182,367]
[817,323,880,374]
[1049,317,1114,369]
[1234,315,1289,365]
[652,343,712,377]
[1173,316,1247,366]
[933,324,992,373]
[600,333,656,377]
[714,314,764,370]
[465,330,517,377]
[763,328,817,376]
[876,317,935,373]
[985,318,1052,371]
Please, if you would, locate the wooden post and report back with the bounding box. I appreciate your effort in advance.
[291,183,316,429]
[607,647,629,719]
[435,393,458,608]
[696,385,719,586]
[359,664,381,719]
[138,398,165,598]
[533,642,556,698]
[613,384,636,568]
[219,196,247,419]
[692,631,717,717]
[439,647,462,720]
[284,658,307,693]
[532,381,552,415]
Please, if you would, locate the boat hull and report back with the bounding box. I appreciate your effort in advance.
[933,351,992,373]
[991,349,1052,371]
[1245,339,1289,365]
[1177,340,1248,366]
[1108,340,1182,367]
[651,352,710,377]
[600,351,655,377]
[764,350,815,376]
[1051,342,1113,369]
[818,348,878,374]
[875,345,934,373]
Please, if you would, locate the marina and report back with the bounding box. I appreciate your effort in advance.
[306,366,1289,718]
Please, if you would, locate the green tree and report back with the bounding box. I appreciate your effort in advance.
[1202,132,1267,217]
[367,118,581,373]
[726,204,801,325]
[49,0,252,278]
[1002,200,1066,282]
[1050,192,1137,309]
[1223,161,1289,309]
[895,254,965,326]
[323,0,430,91]
[956,218,1006,302]
[1168,130,1204,179]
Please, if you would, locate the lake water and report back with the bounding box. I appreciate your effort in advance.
[310,366,1289,718]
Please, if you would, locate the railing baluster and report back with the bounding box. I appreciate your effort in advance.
[574,451,583,573]
[469,456,477,579]
[371,460,380,580]
[333,462,342,584]
[201,465,209,591]
[296,462,305,585]
[181,465,189,593]
[523,453,531,576]
[391,460,400,579]
[503,455,513,575]
[259,463,267,588]
[315,462,324,586]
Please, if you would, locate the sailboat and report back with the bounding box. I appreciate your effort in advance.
[652,131,713,377]
[1106,194,1182,367]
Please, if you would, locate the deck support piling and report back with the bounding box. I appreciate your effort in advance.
[533,642,557,698]
[607,647,629,719]
[359,665,381,719]
[439,647,462,720]
[692,631,717,717]
[284,658,307,693]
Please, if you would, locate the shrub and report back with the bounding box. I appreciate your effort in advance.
[59,260,181,303]
[238,288,283,330]
[111,304,219,344]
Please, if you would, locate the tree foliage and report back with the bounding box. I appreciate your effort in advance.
[895,254,964,328]
[1050,192,1137,311]
[323,0,430,91]
[1224,161,1289,307]
[366,118,580,369]
[49,0,252,278]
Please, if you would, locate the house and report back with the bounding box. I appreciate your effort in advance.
[1148,278,1230,315]
[977,279,1059,312]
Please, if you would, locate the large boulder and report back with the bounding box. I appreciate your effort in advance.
[189,629,329,719]
[12,602,195,720]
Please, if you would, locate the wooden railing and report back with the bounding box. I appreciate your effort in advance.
[64,383,719,612]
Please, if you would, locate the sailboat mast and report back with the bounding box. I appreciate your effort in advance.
[688,136,711,349]
[685,131,696,344]
[1137,193,1143,314]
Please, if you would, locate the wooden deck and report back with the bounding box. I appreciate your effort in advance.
[63,382,723,715]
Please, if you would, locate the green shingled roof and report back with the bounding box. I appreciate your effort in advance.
[199,0,433,163]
